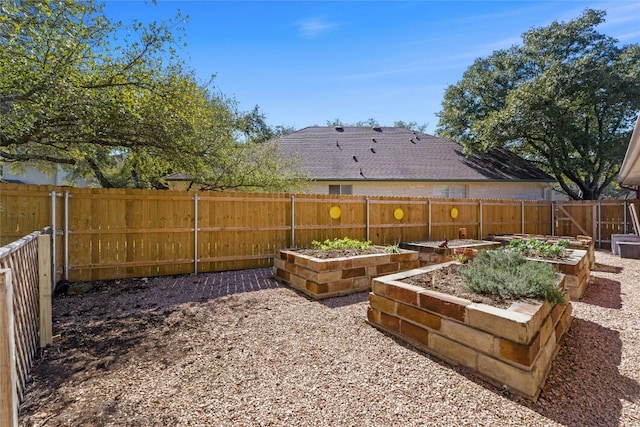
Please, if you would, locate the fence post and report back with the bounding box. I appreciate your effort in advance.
[478,200,483,239]
[50,191,57,290]
[64,191,69,281]
[0,269,18,427]
[521,201,525,234]
[623,200,628,234]
[551,201,556,236]
[290,196,295,248]
[38,234,52,347]
[597,202,601,248]
[194,194,199,275]
[365,198,370,242]
[427,200,432,241]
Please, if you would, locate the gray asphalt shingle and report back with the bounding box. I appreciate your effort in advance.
[277,126,553,182]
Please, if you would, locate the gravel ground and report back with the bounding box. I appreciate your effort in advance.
[18,250,640,426]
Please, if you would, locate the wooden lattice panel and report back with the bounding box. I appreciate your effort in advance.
[0,230,42,401]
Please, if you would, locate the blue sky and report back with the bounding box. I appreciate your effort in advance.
[103,1,640,133]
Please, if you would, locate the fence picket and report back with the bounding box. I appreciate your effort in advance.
[1,183,637,282]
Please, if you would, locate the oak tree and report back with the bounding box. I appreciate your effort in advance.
[437,9,640,200]
[0,0,304,191]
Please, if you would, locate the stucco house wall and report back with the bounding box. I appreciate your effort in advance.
[304,180,554,200]
[0,163,91,187]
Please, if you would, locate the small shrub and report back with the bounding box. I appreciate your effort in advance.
[460,249,567,305]
[311,237,373,251]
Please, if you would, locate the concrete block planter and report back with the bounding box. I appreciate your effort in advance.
[484,235,591,300]
[526,249,590,301]
[272,248,419,300]
[489,234,595,269]
[367,262,571,401]
[400,240,502,266]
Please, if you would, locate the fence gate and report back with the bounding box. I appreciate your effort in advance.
[553,200,637,248]
[554,202,597,239]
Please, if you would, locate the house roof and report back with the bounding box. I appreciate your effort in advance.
[277,126,553,182]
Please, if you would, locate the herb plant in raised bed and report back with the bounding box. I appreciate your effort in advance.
[461,249,567,305]
[504,238,590,300]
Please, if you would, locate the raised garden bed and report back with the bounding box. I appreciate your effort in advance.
[273,247,419,299]
[400,239,502,266]
[488,234,595,269]
[367,262,571,401]
[484,236,591,300]
[529,249,589,300]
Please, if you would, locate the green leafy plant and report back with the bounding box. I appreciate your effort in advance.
[507,238,568,259]
[311,237,373,251]
[384,243,402,254]
[460,249,567,305]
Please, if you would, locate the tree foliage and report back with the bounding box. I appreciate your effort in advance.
[325,118,429,132]
[437,9,640,200]
[0,0,305,191]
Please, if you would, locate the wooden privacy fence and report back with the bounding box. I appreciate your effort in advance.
[0,183,638,283]
[0,228,52,427]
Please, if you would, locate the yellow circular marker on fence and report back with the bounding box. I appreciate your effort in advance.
[450,207,459,219]
[329,205,341,219]
[394,208,404,220]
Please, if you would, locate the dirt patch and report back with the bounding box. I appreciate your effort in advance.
[403,263,538,309]
[293,247,387,259]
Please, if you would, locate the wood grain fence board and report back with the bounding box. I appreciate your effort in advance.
[523,202,553,235]
[482,202,520,235]
[37,235,52,347]
[598,202,628,238]
[0,268,18,427]
[557,204,589,236]
[2,184,638,280]
[0,184,52,246]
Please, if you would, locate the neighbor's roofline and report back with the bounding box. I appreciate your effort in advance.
[309,178,554,183]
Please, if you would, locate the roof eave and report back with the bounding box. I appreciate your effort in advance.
[310,178,554,183]
[619,115,640,186]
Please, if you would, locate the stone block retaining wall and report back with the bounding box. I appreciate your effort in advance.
[489,234,595,269]
[273,249,419,300]
[367,263,572,401]
[399,241,502,266]
[532,249,590,300]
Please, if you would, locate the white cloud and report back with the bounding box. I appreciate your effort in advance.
[296,17,338,38]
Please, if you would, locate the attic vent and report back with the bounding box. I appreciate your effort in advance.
[370,147,376,153]
[352,155,358,162]
[335,126,344,132]
[372,127,382,132]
